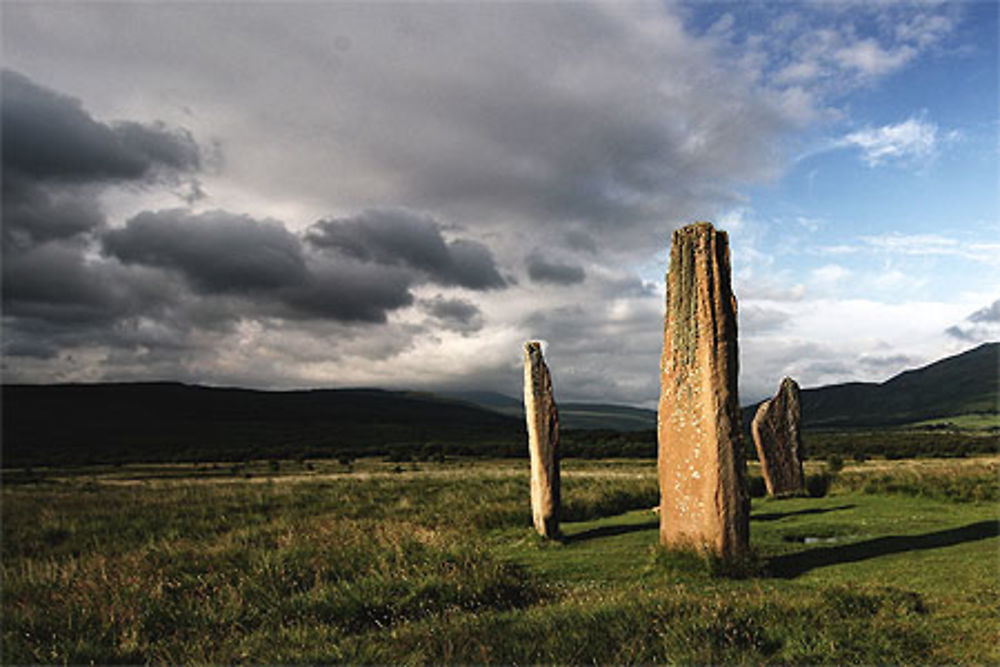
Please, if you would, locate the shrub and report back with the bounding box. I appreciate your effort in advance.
[806,472,832,498]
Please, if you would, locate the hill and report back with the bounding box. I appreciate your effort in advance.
[1,383,524,467]
[744,342,999,429]
[4,343,995,467]
[443,391,657,431]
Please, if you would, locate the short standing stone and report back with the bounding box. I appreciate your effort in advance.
[523,341,560,537]
[657,222,749,561]
[751,377,805,496]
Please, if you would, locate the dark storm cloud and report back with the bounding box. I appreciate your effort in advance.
[1,239,205,364]
[279,262,414,324]
[526,253,586,285]
[2,69,204,260]
[421,296,483,333]
[564,230,598,254]
[3,243,145,325]
[1,69,199,182]
[306,209,506,290]
[102,209,417,324]
[104,209,309,293]
[1,175,104,248]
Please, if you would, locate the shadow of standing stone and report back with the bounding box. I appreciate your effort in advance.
[657,222,749,561]
[524,341,560,538]
[752,377,806,496]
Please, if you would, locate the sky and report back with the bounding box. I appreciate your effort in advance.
[2,1,997,407]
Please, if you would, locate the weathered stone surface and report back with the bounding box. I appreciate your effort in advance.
[657,222,749,560]
[752,377,805,496]
[523,341,560,538]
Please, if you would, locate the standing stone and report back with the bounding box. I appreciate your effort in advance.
[657,222,749,560]
[751,377,805,496]
[523,341,560,538]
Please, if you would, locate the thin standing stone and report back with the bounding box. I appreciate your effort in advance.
[523,341,560,538]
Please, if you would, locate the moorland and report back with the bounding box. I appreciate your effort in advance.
[3,456,998,663]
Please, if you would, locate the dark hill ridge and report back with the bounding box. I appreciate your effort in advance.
[3,343,995,466]
[441,390,658,431]
[2,383,523,466]
[452,343,999,430]
[753,341,999,428]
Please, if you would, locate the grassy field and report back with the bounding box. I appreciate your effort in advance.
[908,413,1000,430]
[3,456,998,663]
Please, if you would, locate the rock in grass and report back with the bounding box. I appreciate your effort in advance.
[523,341,560,538]
[752,377,805,496]
[657,222,749,561]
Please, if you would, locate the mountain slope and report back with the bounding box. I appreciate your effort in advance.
[2,383,523,466]
[443,390,657,431]
[748,342,999,428]
[452,343,999,431]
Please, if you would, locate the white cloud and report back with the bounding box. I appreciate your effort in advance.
[702,3,961,128]
[946,298,1000,343]
[858,233,1000,266]
[811,263,851,285]
[842,116,940,166]
[834,39,915,76]
[895,12,956,49]
[739,296,987,401]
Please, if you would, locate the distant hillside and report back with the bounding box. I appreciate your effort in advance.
[560,403,657,431]
[745,342,999,429]
[443,390,657,431]
[4,344,995,467]
[2,383,523,467]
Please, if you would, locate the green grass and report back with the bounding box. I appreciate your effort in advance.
[908,413,1000,430]
[3,456,998,663]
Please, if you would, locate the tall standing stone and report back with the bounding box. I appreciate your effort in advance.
[657,222,749,560]
[523,341,560,538]
[751,377,805,496]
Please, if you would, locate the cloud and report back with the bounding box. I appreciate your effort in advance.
[846,233,1000,266]
[946,299,1000,342]
[279,262,414,323]
[421,296,483,334]
[834,39,915,76]
[1,69,204,255]
[3,242,171,327]
[104,209,309,293]
[841,116,941,166]
[102,208,417,323]
[526,253,586,285]
[2,4,796,254]
[2,176,104,248]
[740,305,791,334]
[1,69,199,182]
[305,209,505,291]
[701,3,960,125]
[969,300,1000,323]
